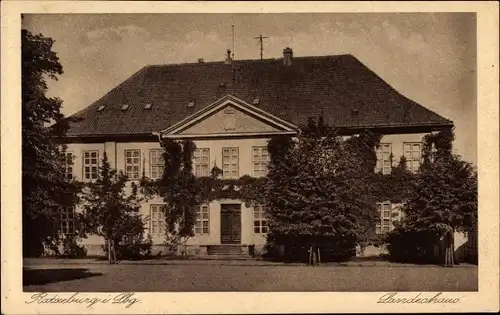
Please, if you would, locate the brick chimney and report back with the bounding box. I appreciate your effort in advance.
[283,47,293,66]
[225,49,232,65]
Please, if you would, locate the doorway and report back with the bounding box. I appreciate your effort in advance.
[220,204,242,244]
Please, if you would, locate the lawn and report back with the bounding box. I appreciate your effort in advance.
[23,259,478,292]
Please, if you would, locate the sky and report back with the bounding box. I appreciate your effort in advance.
[23,13,477,164]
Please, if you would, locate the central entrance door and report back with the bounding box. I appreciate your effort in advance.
[220,204,241,244]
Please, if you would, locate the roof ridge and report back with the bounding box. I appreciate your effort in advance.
[146,53,353,68]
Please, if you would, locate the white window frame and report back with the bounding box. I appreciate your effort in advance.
[61,151,73,180]
[125,149,141,180]
[83,150,99,181]
[61,206,76,235]
[222,147,239,179]
[149,149,164,180]
[194,204,210,234]
[253,204,268,234]
[376,202,400,234]
[252,146,270,177]
[403,142,422,172]
[150,204,165,236]
[376,143,392,175]
[193,148,210,177]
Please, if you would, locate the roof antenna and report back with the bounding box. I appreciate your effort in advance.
[231,25,235,60]
[254,34,269,60]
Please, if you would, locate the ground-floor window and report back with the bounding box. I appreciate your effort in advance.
[61,206,75,235]
[253,204,268,234]
[121,233,136,245]
[150,204,165,236]
[375,202,402,234]
[195,204,210,234]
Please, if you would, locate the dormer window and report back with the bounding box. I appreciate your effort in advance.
[144,103,152,110]
[252,97,260,105]
[187,100,195,108]
[97,105,106,112]
[121,104,130,111]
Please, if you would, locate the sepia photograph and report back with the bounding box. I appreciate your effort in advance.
[2,1,499,314]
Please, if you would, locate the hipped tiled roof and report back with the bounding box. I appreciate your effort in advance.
[66,54,453,137]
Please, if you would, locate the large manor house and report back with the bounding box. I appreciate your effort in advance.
[60,48,475,260]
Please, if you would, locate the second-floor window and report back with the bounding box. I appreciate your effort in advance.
[252,146,270,177]
[253,204,268,234]
[150,204,165,236]
[195,204,210,234]
[61,206,75,235]
[61,152,73,180]
[149,149,164,180]
[125,150,141,179]
[83,151,99,180]
[376,143,392,175]
[222,147,239,179]
[193,148,210,177]
[404,142,422,172]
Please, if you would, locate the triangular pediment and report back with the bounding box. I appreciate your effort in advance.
[160,95,298,138]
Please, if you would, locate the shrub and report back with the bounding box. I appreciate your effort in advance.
[102,235,153,260]
[61,237,87,258]
[385,226,439,264]
[264,235,356,263]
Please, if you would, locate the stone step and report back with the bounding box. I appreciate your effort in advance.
[207,245,250,256]
[195,255,255,260]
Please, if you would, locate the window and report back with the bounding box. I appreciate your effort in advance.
[150,205,165,235]
[195,205,209,234]
[149,149,164,180]
[61,206,75,235]
[121,104,130,111]
[252,146,270,177]
[83,151,99,180]
[404,142,422,172]
[222,147,239,179]
[121,233,135,245]
[61,152,73,180]
[376,143,392,175]
[193,148,210,177]
[376,202,395,234]
[253,205,268,234]
[125,150,141,179]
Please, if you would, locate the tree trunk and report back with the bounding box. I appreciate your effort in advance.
[452,229,459,265]
[308,245,313,265]
[308,244,320,265]
[316,246,321,265]
[107,238,112,264]
[451,232,455,266]
[444,231,454,267]
[112,239,117,264]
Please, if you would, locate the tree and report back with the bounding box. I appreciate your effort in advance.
[22,29,79,256]
[80,152,143,263]
[140,139,199,254]
[401,128,478,266]
[265,118,381,262]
